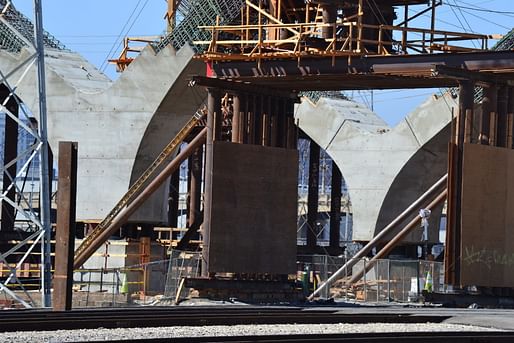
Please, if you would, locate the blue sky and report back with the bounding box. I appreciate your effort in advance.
[13,0,514,126]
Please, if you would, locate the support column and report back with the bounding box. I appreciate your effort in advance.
[231,94,241,143]
[202,89,221,276]
[306,141,320,250]
[168,167,180,240]
[480,84,497,145]
[497,86,509,148]
[329,161,342,252]
[1,91,18,233]
[247,95,256,145]
[286,100,297,149]
[53,141,78,311]
[254,95,263,145]
[508,87,514,149]
[188,144,203,242]
[262,96,271,146]
[321,4,337,39]
[270,97,280,147]
[445,79,474,286]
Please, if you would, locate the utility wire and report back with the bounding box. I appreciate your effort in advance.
[449,0,479,48]
[458,7,511,30]
[446,3,514,15]
[100,0,150,72]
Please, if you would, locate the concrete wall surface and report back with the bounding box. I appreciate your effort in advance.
[295,94,456,243]
[0,43,204,223]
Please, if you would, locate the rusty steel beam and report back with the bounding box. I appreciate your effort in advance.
[231,94,241,143]
[1,89,18,233]
[190,75,298,99]
[201,88,222,276]
[432,65,514,86]
[168,167,180,235]
[508,87,514,149]
[497,86,509,148]
[53,142,78,311]
[210,51,514,90]
[329,161,342,251]
[73,128,207,269]
[188,144,203,235]
[306,141,320,250]
[254,95,263,145]
[480,85,497,145]
[286,100,297,149]
[445,79,474,286]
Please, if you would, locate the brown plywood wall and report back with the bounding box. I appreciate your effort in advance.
[208,141,298,274]
[461,143,514,287]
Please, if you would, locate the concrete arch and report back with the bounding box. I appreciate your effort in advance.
[295,92,456,243]
[0,42,202,223]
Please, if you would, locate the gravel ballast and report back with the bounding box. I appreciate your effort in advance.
[0,323,502,342]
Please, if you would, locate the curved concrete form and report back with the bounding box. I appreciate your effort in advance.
[0,43,204,223]
[295,94,457,243]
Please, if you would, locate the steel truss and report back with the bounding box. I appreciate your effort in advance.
[0,0,54,308]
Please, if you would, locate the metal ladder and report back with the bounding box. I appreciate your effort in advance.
[74,110,205,260]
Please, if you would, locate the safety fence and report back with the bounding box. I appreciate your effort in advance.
[299,255,444,303]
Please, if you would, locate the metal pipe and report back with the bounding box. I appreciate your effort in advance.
[74,128,207,269]
[348,189,448,285]
[308,173,447,300]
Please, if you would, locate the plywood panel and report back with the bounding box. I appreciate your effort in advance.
[209,141,298,274]
[461,143,514,287]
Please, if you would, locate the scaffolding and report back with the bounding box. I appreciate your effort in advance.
[153,0,245,54]
[0,0,53,308]
[0,0,66,52]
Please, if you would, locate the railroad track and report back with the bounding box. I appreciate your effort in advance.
[0,306,449,332]
[100,332,514,343]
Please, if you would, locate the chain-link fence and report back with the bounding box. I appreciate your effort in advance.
[299,255,444,303]
[163,250,202,302]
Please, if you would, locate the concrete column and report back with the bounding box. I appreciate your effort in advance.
[53,141,78,311]
[329,161,342,252]
[306,141,320,250]
[1,90,18,233]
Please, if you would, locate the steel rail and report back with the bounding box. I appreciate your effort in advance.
[0,307,449,332]
[102,332,514,343]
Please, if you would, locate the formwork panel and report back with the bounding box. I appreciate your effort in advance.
[209,141,298,274]
[461,143,514,287]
